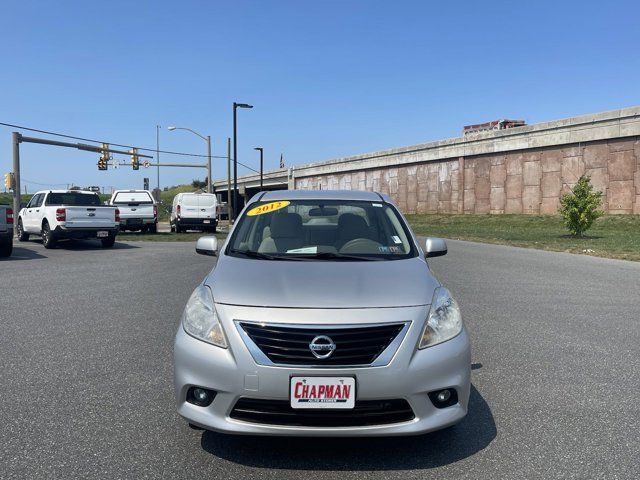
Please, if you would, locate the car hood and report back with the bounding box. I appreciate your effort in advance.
[206,254,439,308]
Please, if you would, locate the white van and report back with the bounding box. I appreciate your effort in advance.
[170,192,217,233]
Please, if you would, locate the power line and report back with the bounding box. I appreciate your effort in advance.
[21,178,68,187]
[0,121,261,174]
[0,121,216,157]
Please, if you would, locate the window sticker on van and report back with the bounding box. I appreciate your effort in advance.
[247,201,290,216]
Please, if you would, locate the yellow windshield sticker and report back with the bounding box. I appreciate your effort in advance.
[247,201,290,216]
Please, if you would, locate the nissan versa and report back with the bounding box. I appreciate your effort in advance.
[173,190,470,436]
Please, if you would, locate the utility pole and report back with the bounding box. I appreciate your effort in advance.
[227,137,232,222]
[206,135,212,194]
[12,132,21,218]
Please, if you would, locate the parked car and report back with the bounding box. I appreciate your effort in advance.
[109,189,157,233]
[16,190,120,248]
[170,192,217,233]
[174,189,470,436]
[0,204,13,257]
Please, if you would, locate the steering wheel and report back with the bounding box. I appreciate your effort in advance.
[339,238,382,254]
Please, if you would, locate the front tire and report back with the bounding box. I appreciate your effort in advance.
[17,219,29,241]
[101,235,116,248]
[41,222,57,249]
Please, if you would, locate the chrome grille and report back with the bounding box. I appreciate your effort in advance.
[237,322,408,367]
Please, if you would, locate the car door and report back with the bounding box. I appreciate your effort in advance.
[196,195,216,222]
[23,194,42,232]
[182,195,198,219]
[171,195,179,223]
[33,193,48,230]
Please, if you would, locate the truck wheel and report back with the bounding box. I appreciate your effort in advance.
[170,223,175,233]
[175,225,183,233]
[148,223,157,234]
[17,219,29,242]
[41,222,57,249]
[0,237,12,258]
[101,235,116,248]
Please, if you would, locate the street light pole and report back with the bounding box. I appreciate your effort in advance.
[227,137,232,221]
[167,126,213,193]
[232,102,253,222]
[254,147,264,191]
[156,125,161,200]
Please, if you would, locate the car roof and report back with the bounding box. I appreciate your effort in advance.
[259,189,384,202]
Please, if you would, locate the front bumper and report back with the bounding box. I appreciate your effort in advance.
[174,304,471,436]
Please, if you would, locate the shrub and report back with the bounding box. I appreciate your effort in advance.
[558,175,604,236]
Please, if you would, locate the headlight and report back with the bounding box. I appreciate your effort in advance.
[182,285,227,348]
[419,287,462,349]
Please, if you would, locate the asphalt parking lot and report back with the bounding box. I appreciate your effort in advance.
[1,238,638,479]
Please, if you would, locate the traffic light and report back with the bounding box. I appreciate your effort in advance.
[3,172,14,191]
[98,143,109,170]
[131,148,139,170]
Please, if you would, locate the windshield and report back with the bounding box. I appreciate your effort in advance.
[227,199,416,261]
[45,192,101,206]
[112,192,154,204]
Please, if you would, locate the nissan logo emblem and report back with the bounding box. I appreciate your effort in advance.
[309,335,336,359]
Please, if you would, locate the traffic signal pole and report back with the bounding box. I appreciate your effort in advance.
[12,132,21,219]
[9,132,153,217]
[8,132,208,221]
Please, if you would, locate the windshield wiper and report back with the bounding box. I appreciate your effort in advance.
[228,249,278,260]
[286,252,381,261]
[227,249,304,261]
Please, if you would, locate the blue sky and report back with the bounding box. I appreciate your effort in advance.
[1,0,639,192]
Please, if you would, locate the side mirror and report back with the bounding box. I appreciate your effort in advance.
[425,237,447,258]
[196,236,218,256]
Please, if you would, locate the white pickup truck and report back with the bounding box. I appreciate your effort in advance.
[16,190,120,249]
[108,189,157,233]
[0,204,13,257]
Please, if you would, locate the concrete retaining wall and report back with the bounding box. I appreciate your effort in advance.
[294,107,640,214]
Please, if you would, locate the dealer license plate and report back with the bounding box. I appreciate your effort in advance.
[97,231,109,238]
[290,377,355,409]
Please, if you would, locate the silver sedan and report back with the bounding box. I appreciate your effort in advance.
[174,189,471,436]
